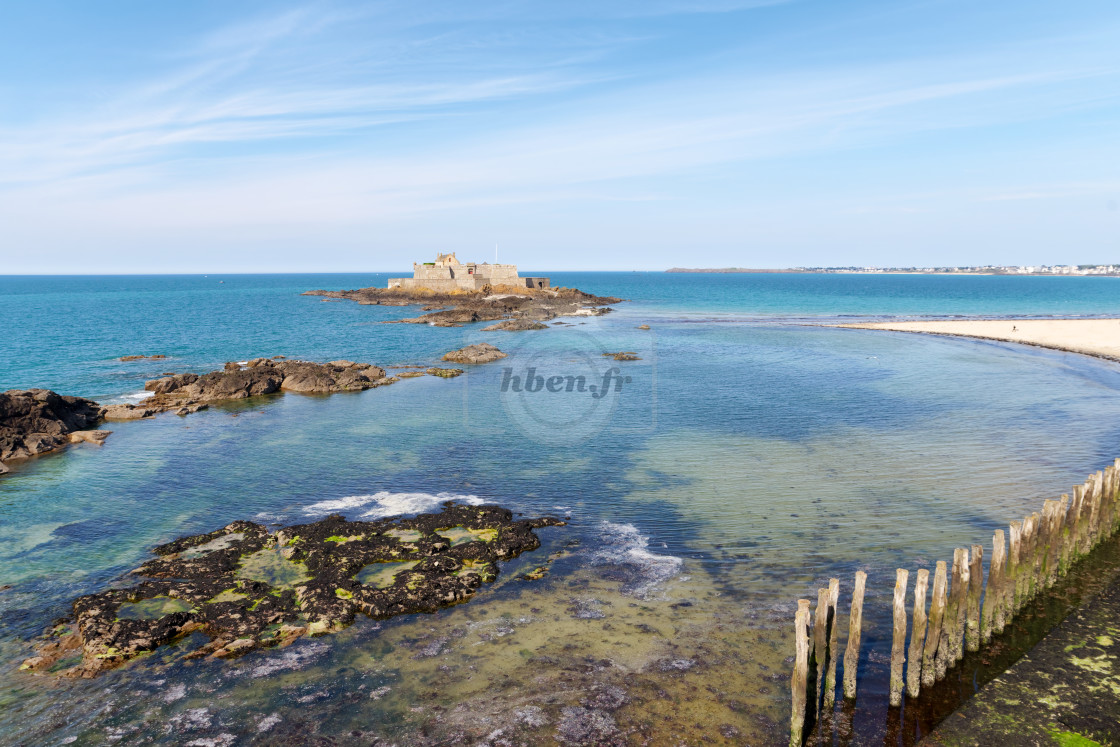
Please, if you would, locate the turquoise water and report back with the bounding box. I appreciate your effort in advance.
[2,273,1120,745]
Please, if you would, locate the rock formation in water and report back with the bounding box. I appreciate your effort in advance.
[21,504,564,678]
[482,319,549,332]
[602,352,642,361]
[302,285,620,327]
[100,358,393,420]
[442,343,508,364]
[0,389,105,472]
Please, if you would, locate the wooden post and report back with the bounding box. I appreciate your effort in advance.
[939,548,966,667]
[1028,511,1043,600]
[1074,484,1088,557]
[814,587,829,709]
[907,568,929,698]
[953,548,970,663]
[823,578,840,712]
[889,569,909,707]
[1007,521,1021,614]
[1017,515,1034,605]
[923,561,947,686]
[1088,473,1104,550]
[1044,500,1061,588]
[843,571,867,700]
[1061,490,1079,566]
[982,529,1005,641]
[791,599,811,747]
[966,544,983,652]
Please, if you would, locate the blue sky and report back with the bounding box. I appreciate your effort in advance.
[1,0,1117,273]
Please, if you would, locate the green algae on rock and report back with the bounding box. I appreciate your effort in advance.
[20,503,564,678]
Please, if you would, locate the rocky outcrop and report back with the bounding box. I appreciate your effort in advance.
[482,319,548,332]
[303,285,621,327]
[0,390,104,469]
[102,358,391,421]
[603,352,641,361]
[442,343,508,364]
[21,504,565,678]
[119,355,166,362]
[425,367,464,378]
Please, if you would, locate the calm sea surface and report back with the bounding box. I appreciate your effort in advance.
[2,273,1119,745]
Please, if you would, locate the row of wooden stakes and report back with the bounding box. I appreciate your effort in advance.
[790,458,1120,746]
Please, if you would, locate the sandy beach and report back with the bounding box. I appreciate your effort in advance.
[835,319,1120,362]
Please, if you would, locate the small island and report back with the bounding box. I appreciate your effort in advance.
[304,253,622,327]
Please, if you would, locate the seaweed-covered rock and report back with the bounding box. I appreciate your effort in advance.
[442,343,508,364]
[0,389,104,463]
[22,504,564,678]
[482,319,549,332]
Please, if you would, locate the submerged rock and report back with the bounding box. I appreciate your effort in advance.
[602,352,641,361]
[0,389,104,464]
[119,354,166,361]
[22,503,564,678]
[442,343,508,365]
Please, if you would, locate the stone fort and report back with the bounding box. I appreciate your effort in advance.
[388,253,550,292]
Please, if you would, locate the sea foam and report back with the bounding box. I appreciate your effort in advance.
[591,521,683,599]
[302,491,485,519]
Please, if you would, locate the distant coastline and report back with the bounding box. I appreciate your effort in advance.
[666,264,1120,276]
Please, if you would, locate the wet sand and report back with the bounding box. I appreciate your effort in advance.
[834,319,1120,362]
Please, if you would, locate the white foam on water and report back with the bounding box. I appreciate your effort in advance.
[591,521,683,599]
[302,491,485,519]
[122,391,154,401]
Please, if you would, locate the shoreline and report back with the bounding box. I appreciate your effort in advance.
[830,318,1120,365]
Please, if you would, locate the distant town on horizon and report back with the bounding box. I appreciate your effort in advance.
[666,264,1120,276]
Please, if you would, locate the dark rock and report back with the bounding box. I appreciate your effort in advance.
[119,354,166,361]
[0,389,103,464]
[303,285,623,328]
[22,504,565,678]
[442,343,508,365]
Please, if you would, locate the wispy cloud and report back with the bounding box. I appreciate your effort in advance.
[1,1,1118,270]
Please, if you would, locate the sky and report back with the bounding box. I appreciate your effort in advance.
[0,0,1118,273]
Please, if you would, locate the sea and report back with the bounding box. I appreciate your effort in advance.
[2,272,1120,745]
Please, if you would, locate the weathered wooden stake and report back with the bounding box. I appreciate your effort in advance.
[907,568,929,697]
[939,548,966,667]
[982,529,1005,641]
[965,543,983,652]
[791,599,811,747]
[1007,521,1021,614]
[1017,515,1034,605]
[1061,492,1078,573]
[923,561,947,686]
[889,569,909,707]
[842,571,867,700]
[953,549,970,663]
[1074,484,1088,557]
[813,587,829,708]
[1088,473,1104,550]
[823,578,840,712]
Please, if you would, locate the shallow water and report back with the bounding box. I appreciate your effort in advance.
[2,273,1120,745]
